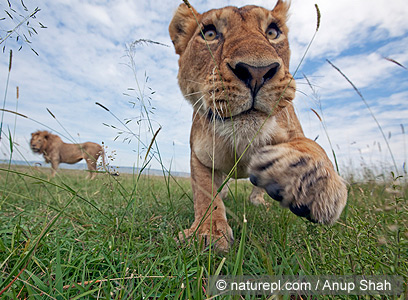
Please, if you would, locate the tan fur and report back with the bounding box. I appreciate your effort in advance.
[169,0,347,251]
[30,130,105,179]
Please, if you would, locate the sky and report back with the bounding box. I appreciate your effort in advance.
[0,0,407,177]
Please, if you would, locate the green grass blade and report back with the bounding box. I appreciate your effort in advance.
[70,288,100,300]
[24,270,49,294]
[232,215,247,276]
[55,243,63,299]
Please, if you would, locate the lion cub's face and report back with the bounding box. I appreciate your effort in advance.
[30,131,48,153]
[169,0,296,122]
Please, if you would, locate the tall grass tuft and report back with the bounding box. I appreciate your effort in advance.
[327,59,399,176]
[0,50,13,144]
[304,73,341,175]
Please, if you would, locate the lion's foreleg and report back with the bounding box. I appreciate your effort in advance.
[50,160,59,177]
[85,155,97,179]
[179,150,233,252]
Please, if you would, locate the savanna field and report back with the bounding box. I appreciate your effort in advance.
[0,163,407,299]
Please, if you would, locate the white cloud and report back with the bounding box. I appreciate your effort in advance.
[289,0,408,61]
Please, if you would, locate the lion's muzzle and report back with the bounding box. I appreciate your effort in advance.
[228,62,280,98]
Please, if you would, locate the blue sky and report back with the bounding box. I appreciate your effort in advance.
[0,0,407,177]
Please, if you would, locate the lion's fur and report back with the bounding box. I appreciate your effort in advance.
[169,0,347,251]
[30,130,105,179]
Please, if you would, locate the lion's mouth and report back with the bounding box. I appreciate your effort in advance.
[31,147,41,152]
[207,107,257,122]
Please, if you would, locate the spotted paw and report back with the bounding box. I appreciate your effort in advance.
[249,143,347,224]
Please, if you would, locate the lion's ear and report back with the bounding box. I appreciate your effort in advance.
[272,0,290,23]
[169,3,200,55]
[44,133,49,140]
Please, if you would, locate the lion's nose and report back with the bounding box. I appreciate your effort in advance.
[229,62,280,97]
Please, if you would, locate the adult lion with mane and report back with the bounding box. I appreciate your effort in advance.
[169,0,347,251]
[30,130,105,179]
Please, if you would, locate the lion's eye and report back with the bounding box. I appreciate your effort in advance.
[201,25,218,41]
[266,24,280,40]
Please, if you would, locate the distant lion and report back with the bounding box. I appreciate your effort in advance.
[169,0,347,251]
[30,130,105,179]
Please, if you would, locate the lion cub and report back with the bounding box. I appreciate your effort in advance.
[169,0,347,251]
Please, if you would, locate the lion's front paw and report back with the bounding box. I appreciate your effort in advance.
[178,219,233,252]
[249,186,269,206]
[249,145,347,224]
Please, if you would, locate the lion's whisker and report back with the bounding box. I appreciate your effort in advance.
[185,79,204,85]
[183,91,203,97]
[192,102,206,124]
[192,95,205,108]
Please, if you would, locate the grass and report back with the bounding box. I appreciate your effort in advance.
[0,164,407,299]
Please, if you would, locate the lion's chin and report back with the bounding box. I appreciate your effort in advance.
[31,147,41,153]
[208,107,269,123]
